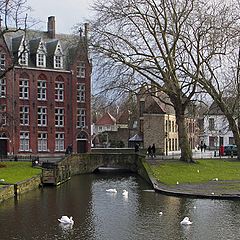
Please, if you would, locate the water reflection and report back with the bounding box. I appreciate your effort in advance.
[0,172,240,239]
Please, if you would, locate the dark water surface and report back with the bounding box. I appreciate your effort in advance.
[1,171,240,240]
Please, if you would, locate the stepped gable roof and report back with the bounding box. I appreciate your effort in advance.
[96,112,116,125]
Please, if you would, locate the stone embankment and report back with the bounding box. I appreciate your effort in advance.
[0,175,41,203]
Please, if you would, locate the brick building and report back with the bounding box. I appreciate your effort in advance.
[0,16,91,157]
[137,86,197,154]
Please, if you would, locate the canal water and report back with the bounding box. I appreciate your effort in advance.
[1,170,240,240]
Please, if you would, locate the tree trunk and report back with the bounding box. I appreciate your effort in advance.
[175,106,193,163]
[225,113,240,160]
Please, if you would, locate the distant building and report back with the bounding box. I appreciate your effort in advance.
[137,86,197,154]
[0,16,91,156]
[203,101,234,149]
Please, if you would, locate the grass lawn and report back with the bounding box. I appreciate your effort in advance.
[150,159,240,185]
[0,162,41,184]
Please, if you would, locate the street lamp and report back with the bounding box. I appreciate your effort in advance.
[165,132,168,156]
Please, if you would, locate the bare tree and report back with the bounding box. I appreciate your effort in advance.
[187,1,240,159]
[0,0,33,130]
[90,0,211,162]
[0,0,33,78]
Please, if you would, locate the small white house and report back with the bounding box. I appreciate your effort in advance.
[203,101,234,149]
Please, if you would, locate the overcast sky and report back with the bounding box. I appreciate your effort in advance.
[26,0,94,34]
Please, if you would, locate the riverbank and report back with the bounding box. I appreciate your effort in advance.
[0,162,42,202]
[146,158,240,199]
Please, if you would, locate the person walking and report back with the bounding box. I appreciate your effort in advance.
[147,145,152,158]
[151,144,156,158]
[203,143,207,152]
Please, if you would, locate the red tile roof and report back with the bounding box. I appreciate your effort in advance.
[96,112,116,125]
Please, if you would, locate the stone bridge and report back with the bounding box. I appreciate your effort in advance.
[41,150,150,185]
[69,153,140,174]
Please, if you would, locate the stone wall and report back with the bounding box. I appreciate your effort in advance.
[15,175,42,196]
[0,185,15,203]
[0,175,41,203]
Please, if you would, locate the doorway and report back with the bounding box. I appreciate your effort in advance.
[76,131,88,153]
[0,139,7,157]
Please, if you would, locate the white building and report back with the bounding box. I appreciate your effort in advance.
[203,101,234,149]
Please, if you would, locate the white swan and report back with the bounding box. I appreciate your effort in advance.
[122,189,128,197]
[58,216,74,225]
[180,217,192,225]
[106,189,117,193]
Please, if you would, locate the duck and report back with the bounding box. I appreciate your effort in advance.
[106,188,117,193]
[122,189,128,197]
[180,217,192,225]
[58,216,74,225]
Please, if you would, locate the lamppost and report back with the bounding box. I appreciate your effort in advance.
[165,132,168,156]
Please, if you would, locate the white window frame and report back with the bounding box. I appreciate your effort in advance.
[77,62,86,78]
[20,106,29,126]
[37,53,46,67]
[55,108,64,127]
[37,80,47,101]
[77,108,86,128]
[0,53,5,70]
[0,78,6,98]
[55,82,64,102]
[19,79,29,99]
[38,132,48,151]
[77,83,85,102]
[55,132,64,151]
[20,132,30,151]
[38,107,47,126]
[19,51,28,66]
[54,55,63,69]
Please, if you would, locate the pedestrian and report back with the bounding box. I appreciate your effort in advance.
[200,141,203,152]
[203,143,207,152]
[151,144,156,158]
[135,143,139,153]
[147,145,152,157]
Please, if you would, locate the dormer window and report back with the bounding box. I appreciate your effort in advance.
[19,51,28,66]
[18,39,28,66]
[0,53,5,70]
[36,41,46,67]
[37,53,45,67]
[54,44,63,69]
[54,55,63,69]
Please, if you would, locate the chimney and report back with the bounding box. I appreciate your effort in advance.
[47,16,56,39]
[84,23,89,41]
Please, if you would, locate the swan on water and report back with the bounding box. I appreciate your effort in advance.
[58,216,74,225]
[106,189,117,193]
[159,211,163,215]
[180,217,192,225]
[122,189,128,197]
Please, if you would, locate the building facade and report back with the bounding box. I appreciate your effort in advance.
[203,101,234,149]
[0,16,91,156]
[137,86,197,154]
